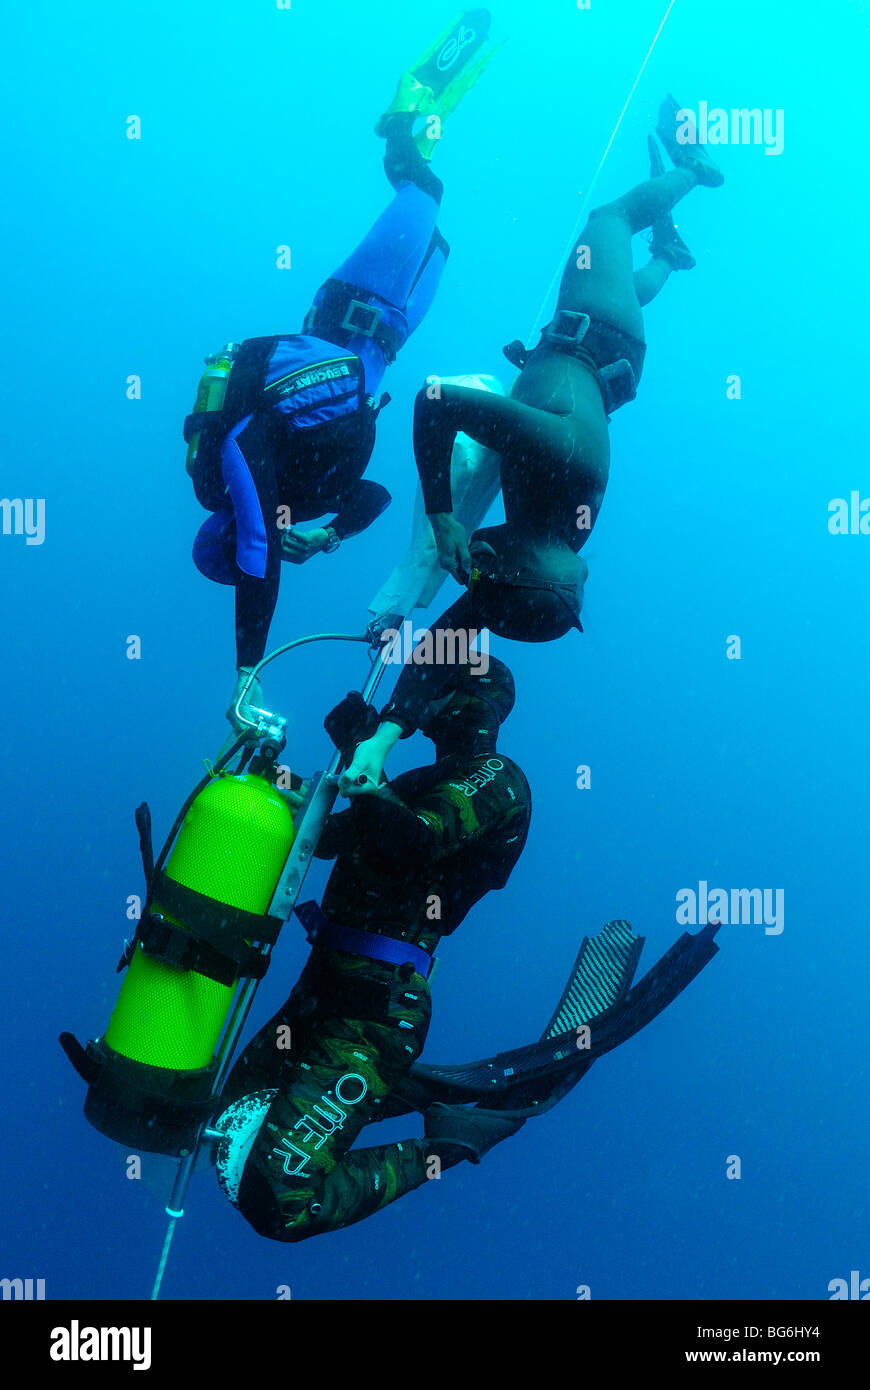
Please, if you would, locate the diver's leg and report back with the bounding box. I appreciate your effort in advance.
[219,961,321,1108]
[381,113,444,202]
[305,1094,531,1233]
[297,1137,432,1236]
[633,256,673,307]
[236,956,431,1243]
[558,169,696,338]
[600,168,698,236]
[327,120,443,312]
[403,228,450,337]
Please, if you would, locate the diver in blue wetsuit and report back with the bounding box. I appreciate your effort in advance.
[184,12,500,727]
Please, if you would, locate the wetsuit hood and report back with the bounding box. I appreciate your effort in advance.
[418,655,515,758]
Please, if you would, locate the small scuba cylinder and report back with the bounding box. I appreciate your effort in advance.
[67,773,295,1155]
[185,343,238,476]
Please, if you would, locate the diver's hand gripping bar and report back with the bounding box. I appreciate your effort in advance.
[232,632,373,746]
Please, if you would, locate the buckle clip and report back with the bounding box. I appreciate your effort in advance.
[544,310,591,346]
[598,358,638,412]
[141,913,190,971]
[341,299,382,338]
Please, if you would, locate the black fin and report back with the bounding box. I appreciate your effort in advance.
[394,922,720,1115]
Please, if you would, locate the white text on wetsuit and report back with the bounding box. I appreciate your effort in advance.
[448,758,505,798]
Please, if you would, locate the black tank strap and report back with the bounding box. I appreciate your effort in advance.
[131,870,283,987]
[136,915,270,986]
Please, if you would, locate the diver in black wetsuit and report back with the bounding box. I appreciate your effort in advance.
[341,98,725,787]
[214,657,532,1241]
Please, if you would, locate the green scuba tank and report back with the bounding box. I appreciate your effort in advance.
[185,343,239,476]
[61,772,295,1155]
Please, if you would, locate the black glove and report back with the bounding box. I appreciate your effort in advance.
[323,692,380,758]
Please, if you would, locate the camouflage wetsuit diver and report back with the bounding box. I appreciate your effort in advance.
[216,657,531,1241]
[342,98,726,784]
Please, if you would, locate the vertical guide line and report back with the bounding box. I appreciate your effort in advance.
[525,0,677,344]
[150,1215,177,1301]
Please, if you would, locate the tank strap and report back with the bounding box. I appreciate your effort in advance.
[132,870,284,988]
[59,1034,221,1153]
[116,802,158,972]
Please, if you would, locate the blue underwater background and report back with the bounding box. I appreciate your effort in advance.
[2,0,869,1301]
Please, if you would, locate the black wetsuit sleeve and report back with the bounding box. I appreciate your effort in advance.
[235,567,280,669]
[413,389,457,514]
[327,479,392,541]
[402,760,530,866]
[314,807,356,860]
[313,793,430,866]
[224,413,281,670]
[234,482,389,665]
[319,763,529,872]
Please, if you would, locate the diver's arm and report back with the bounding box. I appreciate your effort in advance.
[314,807,355,860]
[428,513,471,584]
[339,719,404,796]
[328,479,392,542]
[401,767,523,865]
[414,389,456,514]
[365,761,529,869]
[411,393,471,580]
[234,569,279,671]
[315,785,428,867]
[325,761,528,870]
